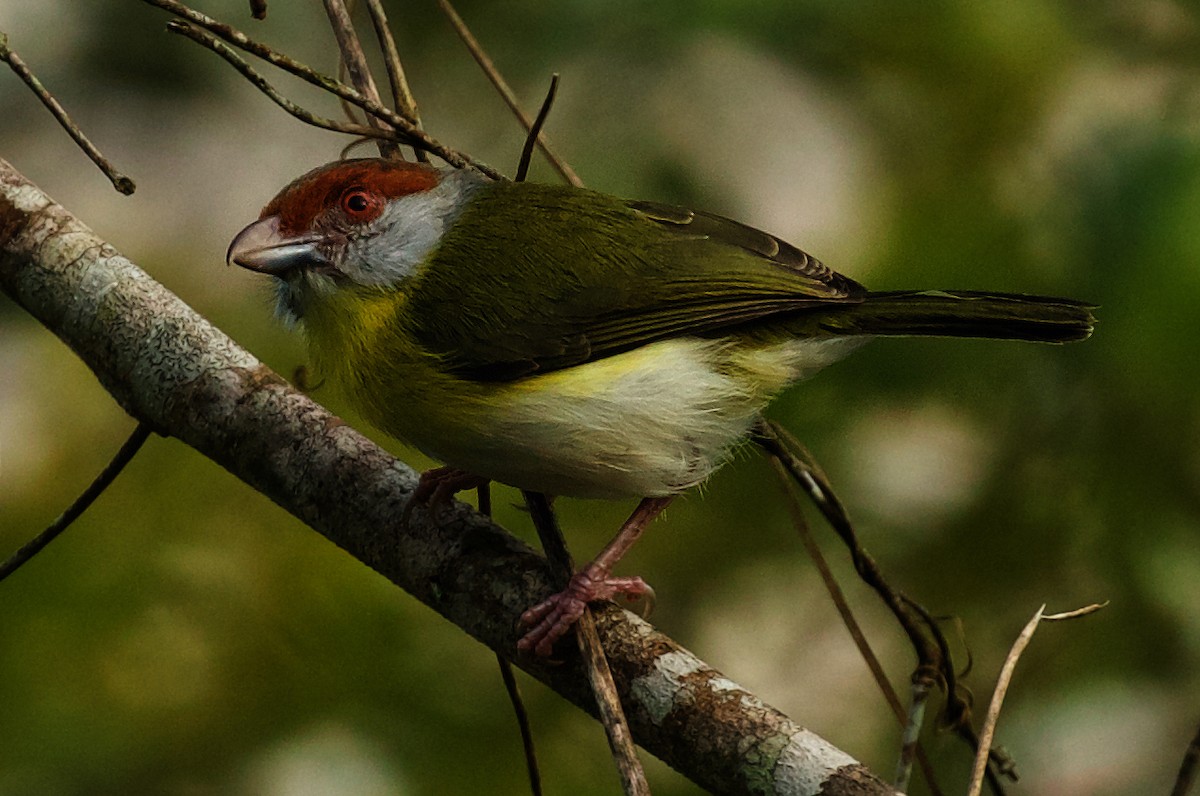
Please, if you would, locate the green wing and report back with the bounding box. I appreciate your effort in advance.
[405,181,865,381]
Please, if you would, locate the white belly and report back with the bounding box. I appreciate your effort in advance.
[410,335,866,499]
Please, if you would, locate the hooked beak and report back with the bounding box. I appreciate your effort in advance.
[226,215,332,275]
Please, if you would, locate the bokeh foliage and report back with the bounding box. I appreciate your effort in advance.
[2,1,1198,794]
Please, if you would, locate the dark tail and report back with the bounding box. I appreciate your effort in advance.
[813,290,1096,343]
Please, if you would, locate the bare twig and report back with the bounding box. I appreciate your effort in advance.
[522,493,572,584]
[141,1,390,119]
[322,0,382,106]
[966,606,1044,796]
[767,457,903,719]
[496,655,543,796]
[895,675,932,792]
[320,0,396,158]
[166,22,397,143]
[0,423,152,583]
[754,422,954,691]
[334,55,368,132]
[476,482,543,796]
[576,611,649,795]
[516,74,559,183]
[249,0,267,20]
[899,596,972,729]
[500,45,639,794]
[1172,722,1200,796]
[756,418,994,754]
[362,0,424,162]
[437,0,582,187]
[761,418,1013,787]
[0,32,134,194]
[140,0,503,178]
[1043,603,1108,622]
[522,492,649,796]
[966,602,1106,796]
[767,456,943,796]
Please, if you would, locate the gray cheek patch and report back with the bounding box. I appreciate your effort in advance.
[338,170,487,287]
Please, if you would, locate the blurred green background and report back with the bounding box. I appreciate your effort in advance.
[2,1,1198,794]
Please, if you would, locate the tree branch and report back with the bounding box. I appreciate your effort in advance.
[0,158,895,796]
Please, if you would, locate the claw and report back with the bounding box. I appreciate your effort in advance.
[402,466,488,526]
[614,582,656,620]
[517,495,672,656]
[517,566,652,657]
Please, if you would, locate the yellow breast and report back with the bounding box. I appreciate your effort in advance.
[302,286,862,498]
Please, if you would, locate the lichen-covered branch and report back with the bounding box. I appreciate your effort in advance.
[0,158,895,796]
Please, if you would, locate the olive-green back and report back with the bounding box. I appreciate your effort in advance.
[405,181,864,381]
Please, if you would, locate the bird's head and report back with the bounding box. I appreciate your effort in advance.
[227,158,485,323]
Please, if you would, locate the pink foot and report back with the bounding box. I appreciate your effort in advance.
[517,565,652,657]
[401,466,488,526]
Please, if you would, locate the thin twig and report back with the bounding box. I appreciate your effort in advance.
[0,423,152,583]
[767,457,903,718]
[323,0,382,105]
[142,1,393,122]
[361,0,425,163]
[900,596,973,730]
[437,0,582,187]
[0,32,134,194]
[140,0,503,178]
[476,483,543,796]
[1172,722,1200,796]
[760,419,1008,787]
[966,602,1106,796]
[895,675,933,792]
[756,419,992,748]
[1042,602,1108,621]
[575,611,648,795]
[522,492,650,796]
[334,47,367,129]
[496,654,543,796]
[902,599,1012,792]
[754,422,948,682]
[966,606,1045,796]
[166,22,397,143]
[767,456,944,796]
[363,0,419,119]
[320,0,396,158]
[516,74,559,182]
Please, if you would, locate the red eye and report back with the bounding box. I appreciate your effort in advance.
[340,187,381,220]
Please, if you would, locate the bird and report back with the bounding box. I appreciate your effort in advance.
[227,157,1095,656]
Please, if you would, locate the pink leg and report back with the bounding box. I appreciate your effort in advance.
[518,496,673,657]
[401,466,489,526]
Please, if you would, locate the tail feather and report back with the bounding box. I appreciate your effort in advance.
[814,290,1096,344]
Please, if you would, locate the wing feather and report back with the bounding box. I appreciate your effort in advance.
[405,182,864,381]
